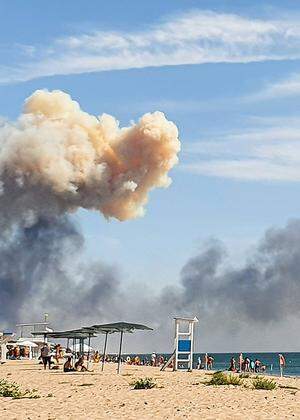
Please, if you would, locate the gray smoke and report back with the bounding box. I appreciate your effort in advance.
[0,217,123,328]
[1,217,299,351]
[178,220,300,323]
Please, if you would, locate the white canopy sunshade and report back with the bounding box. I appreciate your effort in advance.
[69,343,93,352]
[17,339,38,347]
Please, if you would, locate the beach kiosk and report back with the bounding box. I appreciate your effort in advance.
[173,316,198,371]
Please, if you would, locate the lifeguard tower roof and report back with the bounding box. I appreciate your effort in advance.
[174,316,199,322]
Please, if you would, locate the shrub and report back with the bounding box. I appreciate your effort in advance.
[206,372,242,386]
[131,377,156,390]
[252,377,276,390]
[239,373,250,379]
[0,378,40,399]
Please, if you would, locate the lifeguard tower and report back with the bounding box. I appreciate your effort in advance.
[161,316,198,372]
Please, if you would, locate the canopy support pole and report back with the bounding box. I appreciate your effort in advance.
[117,331,124,374]
[73,337,76,366]
[101,332,108,372]
[87,334,91,370]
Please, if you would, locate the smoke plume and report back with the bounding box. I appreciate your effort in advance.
[0,89,180,231]
[1,215,299,351]
[0,90,298,351]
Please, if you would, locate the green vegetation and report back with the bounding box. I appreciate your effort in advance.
[252,377,276,390]
[0,378,40,399]
[206,371,242,386]
[239,373,250,379]
[131,377,156,390]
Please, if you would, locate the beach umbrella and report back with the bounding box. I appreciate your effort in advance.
[90,322,153,373]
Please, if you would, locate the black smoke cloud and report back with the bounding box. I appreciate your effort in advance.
[0,217,123,328]
[0,217,299,351]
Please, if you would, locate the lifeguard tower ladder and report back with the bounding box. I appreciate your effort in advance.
[174,316,198,371]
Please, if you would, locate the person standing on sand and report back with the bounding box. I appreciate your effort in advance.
[204,353,208,370]
[207,356,214,370]
[254,359,261,373]
[151,352,157,367]
[239,353,244,372]
[279,354,286,377]
[197,356,202,369]
[40,343,51,370]
[229,357,236,372]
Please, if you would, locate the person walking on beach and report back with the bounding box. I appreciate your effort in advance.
[279,354,286,377]
[40,343,51,370]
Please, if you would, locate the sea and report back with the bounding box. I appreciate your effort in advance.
[129,352,300,377]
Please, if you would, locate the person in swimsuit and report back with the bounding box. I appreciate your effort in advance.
[64,356,76,372]
[75,356,88,372]
[207,356,214,370]
[279,354,286,377]
[229,357,236,372]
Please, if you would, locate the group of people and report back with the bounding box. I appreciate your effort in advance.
[196,352,286,375]
[40,343,91,372]
[63,356,90,372]
[197,354,214,370]
[229,354,267,373]
[6,345,30,359]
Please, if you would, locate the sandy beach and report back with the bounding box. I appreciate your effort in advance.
[0,360,299,419]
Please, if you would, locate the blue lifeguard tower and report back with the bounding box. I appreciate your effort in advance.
[174,316,198,371]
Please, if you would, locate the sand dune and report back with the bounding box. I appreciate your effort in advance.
[0,360,299,419]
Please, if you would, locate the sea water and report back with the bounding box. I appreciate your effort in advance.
[132,352,300,377]
[192,352,300,377]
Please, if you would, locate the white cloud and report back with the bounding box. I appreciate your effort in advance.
[2,10,300,83]
[182,119,300,182]
[248,73,300,101]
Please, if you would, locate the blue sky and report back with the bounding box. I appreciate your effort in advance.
[2,0,300,290]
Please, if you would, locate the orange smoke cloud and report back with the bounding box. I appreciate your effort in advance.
[0,89,180,226]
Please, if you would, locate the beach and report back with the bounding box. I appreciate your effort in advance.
[0,360,299,419]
